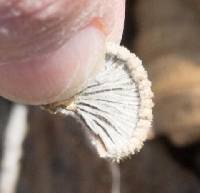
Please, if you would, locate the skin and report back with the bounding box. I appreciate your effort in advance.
[0,0,125,105]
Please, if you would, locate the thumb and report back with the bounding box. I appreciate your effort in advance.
[0,0,125,105]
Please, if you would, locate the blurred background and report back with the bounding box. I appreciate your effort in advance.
[1,0,200,192]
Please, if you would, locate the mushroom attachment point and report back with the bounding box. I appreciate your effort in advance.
[42,42,153,162]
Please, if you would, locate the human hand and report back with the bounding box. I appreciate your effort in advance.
[0,0,125,105]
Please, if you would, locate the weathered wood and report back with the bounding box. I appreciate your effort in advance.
[120,139,200,193]
[0,98,12,161]
[17,107,112,193]
[133,0,200,145]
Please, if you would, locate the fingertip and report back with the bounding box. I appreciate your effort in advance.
[52,25,106,104]
[0,25,106,104]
